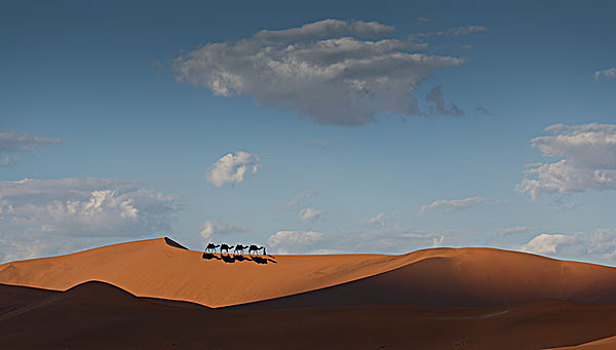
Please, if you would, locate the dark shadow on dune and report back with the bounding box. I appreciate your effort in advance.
[3,281,616,350]
[212,254,276,264]
[201,253,221,260]
[251,256,277,264]
[223,257,474,310]
[221,254,236,263]
[164,237,188,250]
[233,255,248,262]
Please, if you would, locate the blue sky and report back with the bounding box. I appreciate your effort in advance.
[1,0,616,264]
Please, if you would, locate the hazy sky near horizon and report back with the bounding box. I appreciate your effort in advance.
[1,0,616,264]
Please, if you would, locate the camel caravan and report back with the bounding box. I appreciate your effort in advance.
[204,243,267,256]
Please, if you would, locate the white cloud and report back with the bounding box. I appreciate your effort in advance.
[267,227,461,254]
[267,230,324,253]
[205,151,261,187]
[253,19,395,41]
[522,233,577,254]
[586,229,616,262]
[517,123,616,199]
[362,212,391,228]
[520,229,616,264]
[172,19,472,125]
[298,207,323,223]
[0,131,62,166]
[199,219,247,240]
[594,67,616,81]
[0,178,180,262]
[420,196,488,215]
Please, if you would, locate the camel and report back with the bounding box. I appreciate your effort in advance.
[204,243,220,253]
[248,245,265,255]
[219,244,234,254]
[234,244,248,255]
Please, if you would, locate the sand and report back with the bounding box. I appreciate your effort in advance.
[1,238,616,349]
[0,238,616,307]
[1,237,615,308]
[1,281,616,350]
[546,336,616,349]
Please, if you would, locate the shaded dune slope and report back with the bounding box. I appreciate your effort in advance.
[1,281,616,350]
[232,254,616,309]
[0,237,615,308]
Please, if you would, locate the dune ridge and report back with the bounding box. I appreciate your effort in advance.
[0,237,615,308]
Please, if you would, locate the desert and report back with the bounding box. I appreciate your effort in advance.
[1,237,615,349]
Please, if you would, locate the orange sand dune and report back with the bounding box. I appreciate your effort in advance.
[547,336,616,350]
[0,237,615,308]
[2,281,616,350]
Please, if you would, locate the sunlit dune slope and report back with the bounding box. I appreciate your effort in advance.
[1,281,616,350]
[546,336,616,350]
[0,237,615,308]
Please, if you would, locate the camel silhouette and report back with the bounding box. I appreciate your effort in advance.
[248,245,265,255]
[220,244,234,254]
[204,243,220,253]
[234,244,248,255]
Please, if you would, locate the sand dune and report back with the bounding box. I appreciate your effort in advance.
[1,237,615,308]
[1,281,616,350]
[231,252,616,309]
[546,336,616,350]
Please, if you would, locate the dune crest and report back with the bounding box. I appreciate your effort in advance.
[0,237,615,308]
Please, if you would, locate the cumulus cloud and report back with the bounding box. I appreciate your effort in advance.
[199,219,247,240]
[205,151,261,187]
[0,131,62,166]
[172,19,476,125]
[420,196,488,215]
[0,178,180,262]
[519,229,616,264]
[522,233,577,254]
[516,123,616,199]
[426,85,464,116]
[362,212,391,228]
[267,230,324,253]
[299,207,323,223]
[594,67,616,81]
[267,227,462,254]
[586,229,616,262]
